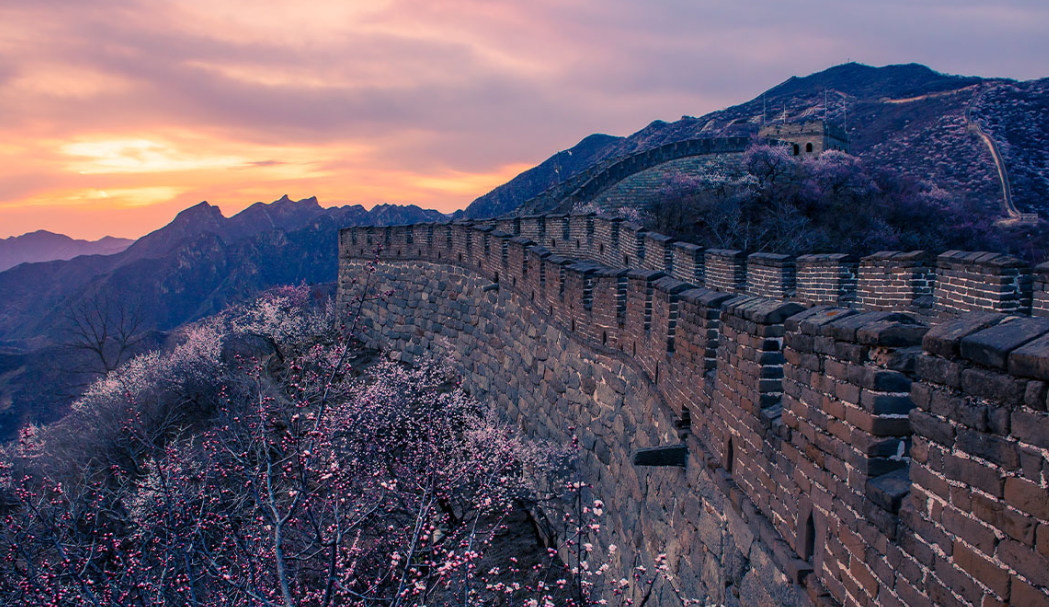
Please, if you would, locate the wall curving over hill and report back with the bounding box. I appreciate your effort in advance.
[339,215,1049,607]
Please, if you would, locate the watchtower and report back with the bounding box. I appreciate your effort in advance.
[759,120,849,157]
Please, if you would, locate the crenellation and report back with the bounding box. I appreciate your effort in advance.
[618,222,647,268]
[747,252,796,299]
[518,214,546,244]
[705,248,747,293]
[670,241,704,286]
[1033,262,1049,317]
[796,254,858,306]
[910,314,1049,607]
[592,215,623,267]
[858,251,935,313]
[339,215,1049,607]
[643,232,676,274]
[934,251,1032,315]
[544,213,569,251]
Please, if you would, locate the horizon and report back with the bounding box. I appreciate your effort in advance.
[2,0,1048,240]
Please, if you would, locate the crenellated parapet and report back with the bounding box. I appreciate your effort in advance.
[338,214,1049,607]
[340,213,1045,317]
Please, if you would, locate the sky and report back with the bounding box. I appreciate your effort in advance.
[1,0,1047,240]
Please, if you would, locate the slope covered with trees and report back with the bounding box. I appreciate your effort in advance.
[643,145,1048,262]
[461,63,1049,225]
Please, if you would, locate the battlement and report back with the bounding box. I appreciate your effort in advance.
[342,214,1044,319]
[339,214,1049,606]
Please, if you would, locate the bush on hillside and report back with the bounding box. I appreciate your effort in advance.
[646,144,1049,262]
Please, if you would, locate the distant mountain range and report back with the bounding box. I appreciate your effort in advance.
[0,231,133,272]
[0,195,442,347]
[0,196,443,438]
[460,63,1049,219]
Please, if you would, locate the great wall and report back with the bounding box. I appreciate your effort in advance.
[337,213,1049,606]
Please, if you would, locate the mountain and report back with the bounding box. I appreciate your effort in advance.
[461,63,1049,220]
[0,196,443,346]
[0,231,133,272]
[0,196,444,439]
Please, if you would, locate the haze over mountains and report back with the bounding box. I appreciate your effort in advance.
[0,231,133,272]
[461,63,1049,220]
[0,195,441,346]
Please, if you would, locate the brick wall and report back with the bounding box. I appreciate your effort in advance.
[747,253,796,299]
[705,249,747,293]
[796,254,857,306]
[934,251,1032,315]
[909,315,1049,606]
[858,251,935,313]
[671,242,704,286]
[339,218,1049,606]
[1034,262,1049,317]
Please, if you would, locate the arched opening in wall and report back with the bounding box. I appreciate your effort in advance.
[654,363,660,383]
[494,272,500,283]
[477,260,482,269]
[725,436,735,473]
[624,255,630,266]
[551,239,557,248]
[599,243,605,255]
[793,144,800,156]
[395,249,401,256]
[805,142,814,153]
[576,239,581,249]
[602,331,607,345]
[458,253,463,262]
[632,342,636,357]
[531,291,535,301]
[803,512,816,562]
[571,319,576,332]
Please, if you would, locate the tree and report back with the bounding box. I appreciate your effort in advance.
[1,284,568,607]
[65,293,145,378]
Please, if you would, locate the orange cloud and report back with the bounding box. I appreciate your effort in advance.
[0,0,1046,241]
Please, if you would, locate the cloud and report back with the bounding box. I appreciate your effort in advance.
[0,0,1047,238]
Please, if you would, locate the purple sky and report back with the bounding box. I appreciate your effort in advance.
[1,0,1047,239]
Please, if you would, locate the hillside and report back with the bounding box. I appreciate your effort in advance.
[0,231,133,272]
[0,196,443,438]
[462,63,1049,220]
[0,195,442,346]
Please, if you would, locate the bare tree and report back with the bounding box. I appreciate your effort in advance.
[64,293,144,377]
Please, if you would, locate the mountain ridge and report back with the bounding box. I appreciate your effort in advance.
[461,62,1047,221]
[0,230,134,272]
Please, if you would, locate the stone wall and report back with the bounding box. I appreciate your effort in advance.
[387,214,1043,318]
[338,216,1049,606]
[340,260,808,606]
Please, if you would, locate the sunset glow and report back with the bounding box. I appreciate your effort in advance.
[1,0,1047,239]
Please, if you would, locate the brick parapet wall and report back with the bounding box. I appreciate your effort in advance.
[782,308,928,606]
[796,254,858,306]
[858,251,936,313]
[671,242,704,286]
[934,251,1033,315]
[705,249,747,293]
[339,220,1049,606]
[908,315,1049,606]
[747,252,797,299]
[1033,262,1049,317]
[618,222,647,269]
[357,216,1048,318]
